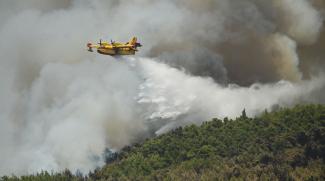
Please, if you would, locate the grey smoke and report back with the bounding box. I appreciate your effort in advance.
[0,0,324,176]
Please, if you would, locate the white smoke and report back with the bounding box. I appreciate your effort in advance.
[271,0,323,45]
[135,58,325,134]
[0,0,324,176]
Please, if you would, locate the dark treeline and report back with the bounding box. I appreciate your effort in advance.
[2,104,324,181]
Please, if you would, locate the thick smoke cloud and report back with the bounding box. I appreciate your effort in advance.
[0,0,324,175]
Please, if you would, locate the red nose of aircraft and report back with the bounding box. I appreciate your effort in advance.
[87,43,93,52]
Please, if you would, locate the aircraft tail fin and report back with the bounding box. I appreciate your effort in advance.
[128,37,142,48]
[128,37,137,46]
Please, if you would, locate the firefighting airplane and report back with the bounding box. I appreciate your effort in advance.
[87,37,142,56]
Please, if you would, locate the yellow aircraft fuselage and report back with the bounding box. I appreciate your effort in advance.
[87,37,142,56]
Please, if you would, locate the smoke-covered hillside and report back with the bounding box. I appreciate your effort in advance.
[2,105,325,180]
[0,0,324,175]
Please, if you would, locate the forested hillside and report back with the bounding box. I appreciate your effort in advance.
[2,104,324,181]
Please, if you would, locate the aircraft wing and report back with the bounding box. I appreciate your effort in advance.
[114,45,134,48]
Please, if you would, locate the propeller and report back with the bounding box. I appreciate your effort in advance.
[99,39,102,46]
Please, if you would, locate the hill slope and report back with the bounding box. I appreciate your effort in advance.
[2,105,325,180]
